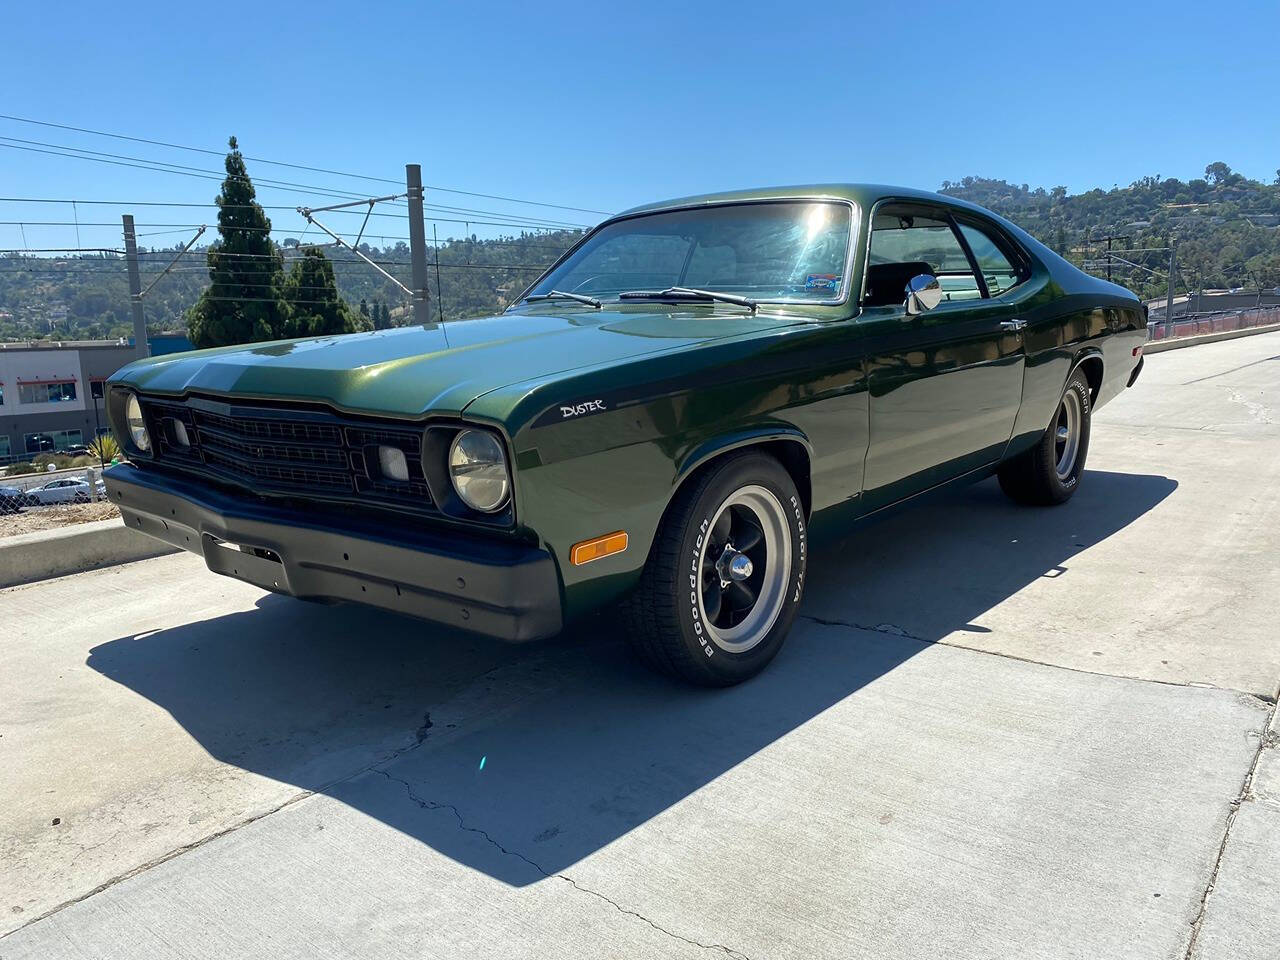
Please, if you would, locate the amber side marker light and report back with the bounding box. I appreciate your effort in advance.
[571,531,629,566]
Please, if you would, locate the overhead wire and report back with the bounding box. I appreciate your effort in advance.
[0,199,590,237]
[0,113,614,215]
[0,139,594,228]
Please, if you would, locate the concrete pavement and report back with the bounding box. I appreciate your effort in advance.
[2,332,1278,958]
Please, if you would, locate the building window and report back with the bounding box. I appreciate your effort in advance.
[0,436,9,457]
[91,380,105,399]
[18,381,78,404]
[0,384,4,405]
[23,429,83,454]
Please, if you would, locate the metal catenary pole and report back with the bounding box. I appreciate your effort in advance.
[405,164,432,327]
[121,214,148,358]
[1164,240,1177,335]
[433,222,444,323]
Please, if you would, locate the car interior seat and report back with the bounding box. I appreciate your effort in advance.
[863,261,935,307]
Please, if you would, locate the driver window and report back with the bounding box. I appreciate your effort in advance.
[865,204,981,307]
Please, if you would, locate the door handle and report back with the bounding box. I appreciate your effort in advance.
[1000,319,1027,332]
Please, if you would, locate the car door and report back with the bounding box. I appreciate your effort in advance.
[857,202,1028,510]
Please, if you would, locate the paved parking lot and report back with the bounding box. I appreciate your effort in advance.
[3,333,1279,959]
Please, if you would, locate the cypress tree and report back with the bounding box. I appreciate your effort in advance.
[186,137,288,347]
[281,249,360,339]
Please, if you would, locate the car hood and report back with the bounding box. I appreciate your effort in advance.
[112,308,799,418]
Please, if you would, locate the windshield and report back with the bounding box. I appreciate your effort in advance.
[524,200,853,305]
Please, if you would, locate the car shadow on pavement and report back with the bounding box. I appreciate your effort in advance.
[88,469,1176,885]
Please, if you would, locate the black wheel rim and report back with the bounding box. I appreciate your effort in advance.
[700,503,768,629]
[695,485,792,654]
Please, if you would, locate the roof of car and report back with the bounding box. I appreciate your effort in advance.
[616,184,985,219]
[611,184,1138,303]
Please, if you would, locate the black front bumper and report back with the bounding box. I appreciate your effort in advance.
[104,463,563,643]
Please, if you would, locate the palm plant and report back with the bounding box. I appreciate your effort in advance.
[87,434,122,465]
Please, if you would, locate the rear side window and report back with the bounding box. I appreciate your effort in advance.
[957,222,1025,296]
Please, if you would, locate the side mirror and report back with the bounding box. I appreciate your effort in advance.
[905,274,943,315]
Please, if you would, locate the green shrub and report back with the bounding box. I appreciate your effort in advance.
[88,434,121,464]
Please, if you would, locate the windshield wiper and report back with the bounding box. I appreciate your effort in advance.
[524,289,603,309]
[618,286,758,312]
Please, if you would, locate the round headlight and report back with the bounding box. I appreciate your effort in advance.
[448,430,509,513]
[125,393,151,453]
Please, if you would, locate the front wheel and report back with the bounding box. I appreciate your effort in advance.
[998,368,1092,505]
[621,452,807,686]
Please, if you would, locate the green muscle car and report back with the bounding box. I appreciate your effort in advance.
[104,184,1145,685]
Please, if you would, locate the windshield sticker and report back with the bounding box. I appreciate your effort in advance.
[805,274,840,292]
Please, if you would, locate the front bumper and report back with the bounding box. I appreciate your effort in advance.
[103,463,563,642]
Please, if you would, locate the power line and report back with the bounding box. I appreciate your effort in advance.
[0,249,120,257]
[0,138,585,227]
[1,252,552,271]
[0,197,589,234]
[0,137,377,203]
[0,113,614,216]
[0,228,574,253]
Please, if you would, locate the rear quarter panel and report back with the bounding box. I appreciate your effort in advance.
[999,224,1146,453]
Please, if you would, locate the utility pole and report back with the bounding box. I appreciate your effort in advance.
[433,222,444,324]
[121,215,148,359]
[405,164,431,327]
[1094,233,1131,283]
[1164,240,1177,334]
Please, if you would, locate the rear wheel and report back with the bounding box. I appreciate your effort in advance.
[621,452,806,686]
[998,368,1092,505]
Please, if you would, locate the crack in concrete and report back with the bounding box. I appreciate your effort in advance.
[371,769,752,960]
[801,614,925,642]
[414,711,434,745]
[1182,694,1280,959]
[800,614,1278,705]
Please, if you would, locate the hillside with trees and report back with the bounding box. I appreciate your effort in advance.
[941,163,1280,300]
[3,161,1278,344]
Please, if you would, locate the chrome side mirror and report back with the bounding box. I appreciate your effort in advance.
[905,274,943,315]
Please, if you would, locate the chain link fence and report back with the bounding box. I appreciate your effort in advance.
[0,465,108,519]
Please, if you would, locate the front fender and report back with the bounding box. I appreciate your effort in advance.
[675,425,814,485]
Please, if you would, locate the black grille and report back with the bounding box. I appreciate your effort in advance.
[141,397,434,512]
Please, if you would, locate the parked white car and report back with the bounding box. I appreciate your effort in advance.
[23,478,107,506]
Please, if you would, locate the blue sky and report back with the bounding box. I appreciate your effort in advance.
[2,0,1277,251]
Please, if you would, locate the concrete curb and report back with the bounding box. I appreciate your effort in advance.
[1146,322,1280,354]
[0,517,179,589]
